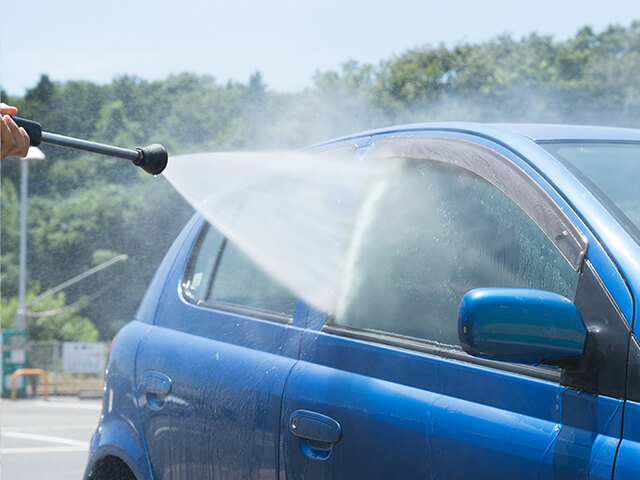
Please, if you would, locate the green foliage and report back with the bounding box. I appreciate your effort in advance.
[1,287,97,342]
[3,22,640,341]
[1,179,20,296]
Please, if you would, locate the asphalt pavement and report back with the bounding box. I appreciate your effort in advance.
[1,396,102,480]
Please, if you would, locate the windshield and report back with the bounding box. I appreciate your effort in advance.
[540,142,640,242]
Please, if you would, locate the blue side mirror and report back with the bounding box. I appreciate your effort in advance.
[458,288,587,366]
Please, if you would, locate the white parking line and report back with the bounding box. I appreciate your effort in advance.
[23,400,102,411]
[1,446,88,454]
[2,431,89,447]
[3,424,96,432]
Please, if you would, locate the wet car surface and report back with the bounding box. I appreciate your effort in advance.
[85,123,640,479]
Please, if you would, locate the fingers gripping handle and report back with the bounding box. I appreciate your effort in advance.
[13,117,42,146]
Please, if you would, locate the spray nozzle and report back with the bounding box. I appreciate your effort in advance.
[134,144,169,175]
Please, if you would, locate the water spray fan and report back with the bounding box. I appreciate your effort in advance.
[12,116,168,175]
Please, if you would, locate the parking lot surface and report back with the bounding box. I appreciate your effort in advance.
[1,396,102,479]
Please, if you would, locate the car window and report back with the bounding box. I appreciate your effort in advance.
[209,240,297,316]
[182,226,224,302]
[540,142,640,246]
[183,224,297,317]
[333,158,579,345]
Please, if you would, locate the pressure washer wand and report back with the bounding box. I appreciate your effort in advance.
[12,116,168,175]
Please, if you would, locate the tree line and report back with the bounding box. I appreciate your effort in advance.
[2,22,640,341]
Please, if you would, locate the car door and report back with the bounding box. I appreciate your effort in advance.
[613,337,640,478]
[135,219,306,479]
[280,135,632,479]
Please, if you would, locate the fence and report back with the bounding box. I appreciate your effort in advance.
[2,340,108,397]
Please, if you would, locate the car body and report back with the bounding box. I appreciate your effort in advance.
[85,122,640,479]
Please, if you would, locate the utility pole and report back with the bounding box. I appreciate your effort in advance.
[15,147,45,330]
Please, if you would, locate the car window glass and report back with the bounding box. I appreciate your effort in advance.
[541,142,640,245]
[209,241,297,316]
[182,226,224,302]
[333,158,579,345]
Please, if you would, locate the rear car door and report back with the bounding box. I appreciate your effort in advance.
[135,219,306,479]
[280,135,632,479]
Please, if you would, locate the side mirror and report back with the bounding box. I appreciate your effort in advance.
[458,288,587,366]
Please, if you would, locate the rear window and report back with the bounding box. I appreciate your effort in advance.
[182,224,297,318]
[209,240,297,316]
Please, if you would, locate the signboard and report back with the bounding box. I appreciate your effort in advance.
[2,329,28,395]
[62,342,106,374]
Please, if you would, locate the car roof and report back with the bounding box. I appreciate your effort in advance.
[311,122,640,148]
[488,123,640,142]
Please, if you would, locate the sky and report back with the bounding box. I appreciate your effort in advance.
[2,0,640,95]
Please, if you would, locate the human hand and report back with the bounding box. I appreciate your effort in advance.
[1,103,30,159]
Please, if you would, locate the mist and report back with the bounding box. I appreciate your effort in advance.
[3,22,640,340]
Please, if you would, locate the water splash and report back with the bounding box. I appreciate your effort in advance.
[163,149,377,311]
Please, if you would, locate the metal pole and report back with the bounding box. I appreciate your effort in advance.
[41,132,140,161]
[53,341,59,395]
[16,158,28,330]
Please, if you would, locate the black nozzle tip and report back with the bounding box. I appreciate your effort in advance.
[134,144,168,175]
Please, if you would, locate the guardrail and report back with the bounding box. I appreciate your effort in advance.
[2,340,108,396]
[11,368,49,401]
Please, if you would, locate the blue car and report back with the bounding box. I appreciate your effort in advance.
[85,123,640,479]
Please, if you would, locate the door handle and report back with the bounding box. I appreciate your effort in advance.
[141,370,172,397]
[289,410,341,461]
[289,410,341,444]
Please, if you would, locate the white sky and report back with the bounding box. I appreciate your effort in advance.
[2,0,640,95]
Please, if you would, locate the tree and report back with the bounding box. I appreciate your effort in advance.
[1,287,97,342]
[4,20,640,341]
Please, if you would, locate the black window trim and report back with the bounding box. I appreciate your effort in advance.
[322,323,561,383]
[189,297,293,325]
[204,237,227,300]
